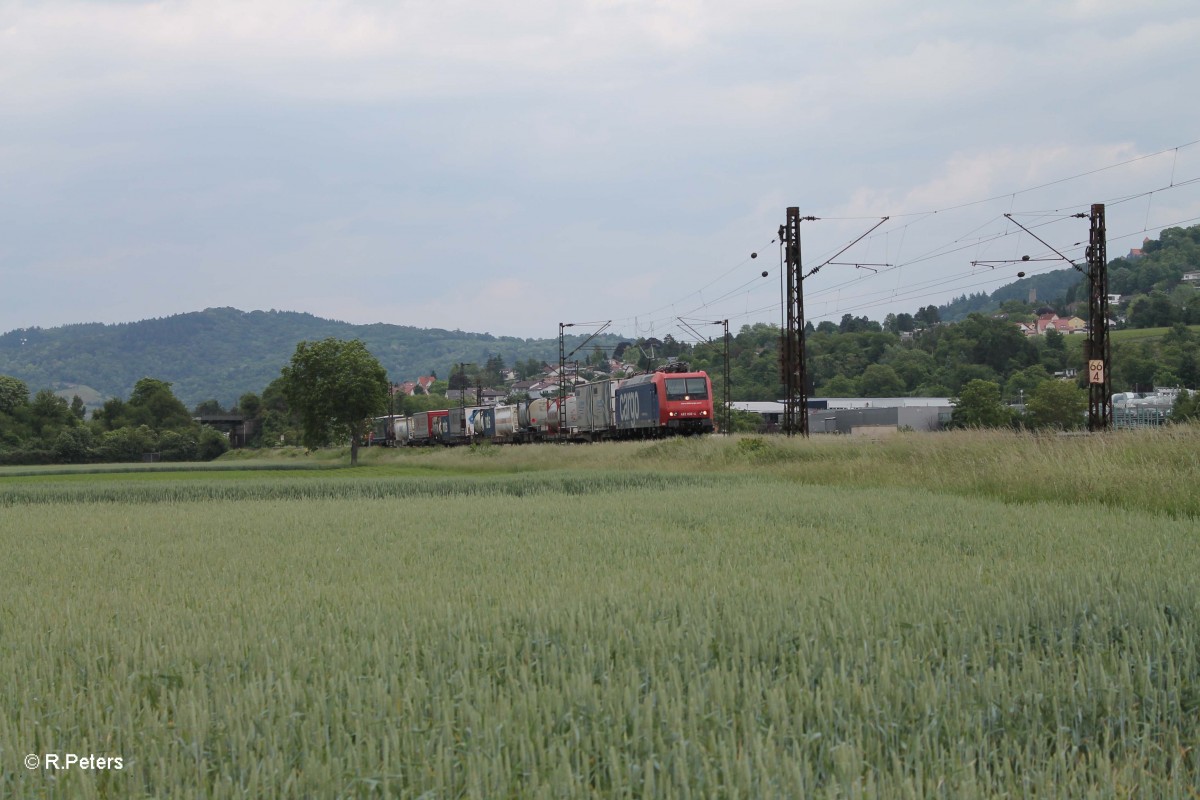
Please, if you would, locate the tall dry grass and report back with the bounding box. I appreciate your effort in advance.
[237,425,1200,519]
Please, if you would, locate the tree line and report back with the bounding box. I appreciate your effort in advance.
[0,339,391,467]
[5,319,1199,466]
[0,375,229,465]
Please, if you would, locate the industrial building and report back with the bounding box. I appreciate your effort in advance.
[732,398,954,435]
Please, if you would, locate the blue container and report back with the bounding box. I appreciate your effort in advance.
[615,382,659,431]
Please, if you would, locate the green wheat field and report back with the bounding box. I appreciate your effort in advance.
[2,429,1198,798]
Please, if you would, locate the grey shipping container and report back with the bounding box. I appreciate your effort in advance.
[574,380,617,434]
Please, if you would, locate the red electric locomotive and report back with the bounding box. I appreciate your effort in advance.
[614,364,715,436]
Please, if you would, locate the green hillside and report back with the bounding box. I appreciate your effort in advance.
[0,308,626,408]
[939,223,1200,323]
[1110,324,1200,344]
[939,269,1085,321]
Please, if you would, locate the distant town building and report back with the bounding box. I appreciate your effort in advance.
[1126,237,1150,260]
[1017,313,1087,337]
[445,388,506,405]
[391,376,438,396]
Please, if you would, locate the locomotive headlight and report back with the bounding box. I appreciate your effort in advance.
[668,411,677,417]
[701,410,708,415]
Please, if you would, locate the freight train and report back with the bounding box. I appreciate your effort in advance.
[371,364,715,445]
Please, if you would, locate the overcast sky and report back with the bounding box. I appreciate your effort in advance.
[3,0,1199,340]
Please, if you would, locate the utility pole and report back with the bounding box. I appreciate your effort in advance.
[475,376,483,442]
[779,208,814,436]
[720,319,730,435]
[559,323,568,438]
[1086,204,1112,431]
[558,321,611,440]
[1003,207,1111,431]
[458,362,470,441]
[778,210,889,437]
[387,382,396,446]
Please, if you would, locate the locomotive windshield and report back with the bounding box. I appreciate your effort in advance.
[665,377,709,401]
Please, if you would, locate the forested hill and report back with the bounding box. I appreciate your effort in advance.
[0,308,625,408]
[937,269,1084,322]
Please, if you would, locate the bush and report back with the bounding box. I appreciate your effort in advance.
[0,447,56,466]
[157,430,198,462]
[97,425,158,463]
[52,427,94,464]
[1025,381,1087,431]
[196,426,230,461]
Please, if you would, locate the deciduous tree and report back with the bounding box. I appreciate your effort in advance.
[1025,380,1087,431]
[281,338,388,466]
[193,399,226,416]
[127,378,194,432]
[858,364,905,397]
[0,375,28,414]
[1004,365,1053,404]
[951,380,1014,428]
[1170,389,1198,423]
